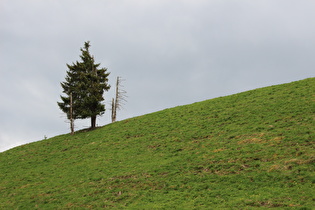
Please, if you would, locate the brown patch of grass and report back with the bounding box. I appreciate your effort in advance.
[238,138,264,144]
[213,148,225,152]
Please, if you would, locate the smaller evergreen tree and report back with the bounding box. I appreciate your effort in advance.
[58,41,110,131]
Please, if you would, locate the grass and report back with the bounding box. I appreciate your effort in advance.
[0,78,314,209]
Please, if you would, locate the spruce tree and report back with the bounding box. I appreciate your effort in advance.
[58,41,110,131]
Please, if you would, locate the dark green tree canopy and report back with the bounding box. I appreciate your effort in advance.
[58,41,110,129]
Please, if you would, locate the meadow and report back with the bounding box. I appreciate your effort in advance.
[0,78,314,209]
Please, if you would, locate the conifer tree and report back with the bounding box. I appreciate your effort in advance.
[58,41,110,131]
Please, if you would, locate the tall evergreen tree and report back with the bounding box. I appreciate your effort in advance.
[58,41,110,131]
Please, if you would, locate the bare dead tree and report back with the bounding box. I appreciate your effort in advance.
[111,76,127,122]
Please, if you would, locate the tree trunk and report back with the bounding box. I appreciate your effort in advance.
[70,93,74,135]
[115,77,119,114]
[111,98,116,122]
[91,116,96,129]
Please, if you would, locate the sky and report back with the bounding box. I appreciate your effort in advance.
[1,0,314,152]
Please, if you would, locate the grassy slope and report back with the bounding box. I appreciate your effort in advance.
[0,78,314,209]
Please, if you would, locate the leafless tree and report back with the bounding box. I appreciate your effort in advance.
[111,76,127,122]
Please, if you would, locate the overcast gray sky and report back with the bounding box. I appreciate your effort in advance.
[1,0,314,152]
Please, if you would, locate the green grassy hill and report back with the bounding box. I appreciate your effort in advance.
[1,78,314,209]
